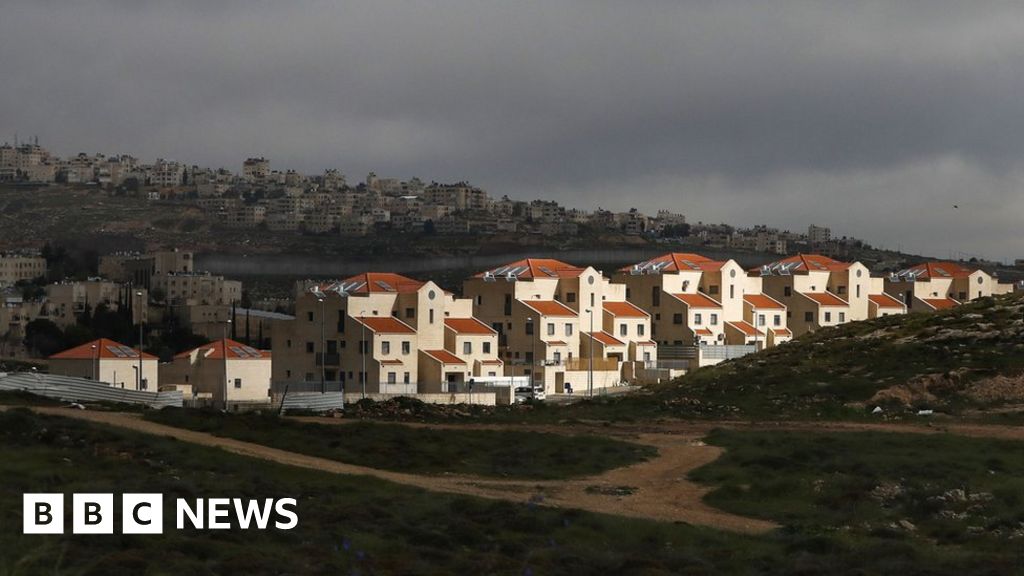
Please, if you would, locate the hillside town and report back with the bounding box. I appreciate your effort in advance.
[0,138,889,258]
[1,244,1017,409]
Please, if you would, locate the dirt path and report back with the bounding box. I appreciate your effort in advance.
[21,407,777,534]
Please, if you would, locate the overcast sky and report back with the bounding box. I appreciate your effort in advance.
[3,1,1023,261]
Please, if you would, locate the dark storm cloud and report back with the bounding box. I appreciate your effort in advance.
[2,1,1023,260]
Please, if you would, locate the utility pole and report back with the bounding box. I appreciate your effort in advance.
[223,318,232,410]
[311,288,327,395]
[136,290,144,390]
[360,309,367,400]
[585,308,594,397]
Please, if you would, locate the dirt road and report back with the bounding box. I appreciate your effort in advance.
[19,407,778,534]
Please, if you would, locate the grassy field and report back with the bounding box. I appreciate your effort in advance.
[145,407,655,480]
[5,409,1024,575]
[690,429,1024,571]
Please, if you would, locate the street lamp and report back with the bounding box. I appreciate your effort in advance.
[526,316,535,391]
[310,287,327,395]
[360,308,367,400]
[222,318,232,410]
[752,305,758,351]
[585,308,594,397]
[135,290,144,390]
[91,343,98,382]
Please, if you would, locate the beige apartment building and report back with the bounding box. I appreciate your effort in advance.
[272,272,502,395]
[152,272,242,306]
[463,258,652,393]
[99,249,194,289]
[614,253,761,347]
[751,254,902,336]
[0,252,46,286]
[48,338,159,390]
[160,339,272,406]
[45,281,148,327]
[885,261,1015,312]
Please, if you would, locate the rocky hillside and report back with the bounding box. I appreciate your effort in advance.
[646,292,1024,421]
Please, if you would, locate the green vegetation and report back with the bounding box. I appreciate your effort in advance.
[0,390,63,406]
[691,428,1024,569]
[145,407,655,480]
[4,409,1023,575]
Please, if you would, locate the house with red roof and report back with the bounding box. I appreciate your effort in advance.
[749,254,892,336]
[160,338,271,406]
[884,261,1014,312]
[48,338,158,391]
[463,258,645,393]
[272,271,502,397]
[613,253,753,349]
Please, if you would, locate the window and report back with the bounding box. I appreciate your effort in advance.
[338,311,345,333]
[553,351,561,363]
[784,286,792,297]
[382,341,390,355]
[673,313,683,324]
[710,314,718,326]
[307,311,314,322]
[652,287,660,307]
[590,293,595,307]
[359,340,368,354]
[567,292,576,303]
[804,312,814,322]
[405,307,415,318]
[824,312,832,322]
[387,372,397,384]
[758,314,765,326]
[547,323,555,336]
[401,341,410,354]
[619,323,628,336]
[234,378,242,389]
[429,309,434,324]
[638,324,645,336]
[403,372,410,384]
[463,341,472,355]
[305,341,314,353]
[565,323,573,336]
[856,285,861,298]
[644,351,651,362]
[838,312,845,322]
[773,315,781,326]
[476,295,482,306]
[504,294,512,315]
[694,313,702,325]
[483,342,491,354]
[730,285,735,298]
[327,340,337,354]
[526,322,534,335]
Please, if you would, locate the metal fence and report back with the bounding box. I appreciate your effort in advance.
[280,392,345,414]
[0,372,183,409]
[699,344,757,361]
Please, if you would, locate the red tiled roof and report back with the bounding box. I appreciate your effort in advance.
[444,317,496,335]
[355,316,417,334]
[479,359,504,365]
[619,253,727,273]
[901,261,977,280]
[726,321,764,337]
[319,272,426,294]
[750,254,852,275]
[585,331,625,346]
[670,292,722,308]
[521,300,578,317]
[869,293,905,308]
[175,338,270,360]
[922,298,959,310]
[421,349,466,364]
[50,338,157,360]
[771,328,793,336]
[743,294,785,309]
[694,328,714,336]
[475,258,584,279]
[603,301,649,317]
[546,340,568,346]
[801,292,849,307]
[379,359,405,365]
[637,341,657,346]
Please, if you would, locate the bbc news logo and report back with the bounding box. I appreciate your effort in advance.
[23,494,298,534]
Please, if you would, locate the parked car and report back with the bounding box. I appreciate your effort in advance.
[514,386,546,403]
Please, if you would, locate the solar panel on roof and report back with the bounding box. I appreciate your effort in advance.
[106,345,127,358]
[538,266,556,277]
[241,346,261,357]
[375,280,395,291]
[229,346,246,357]
[492,266,510,275]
